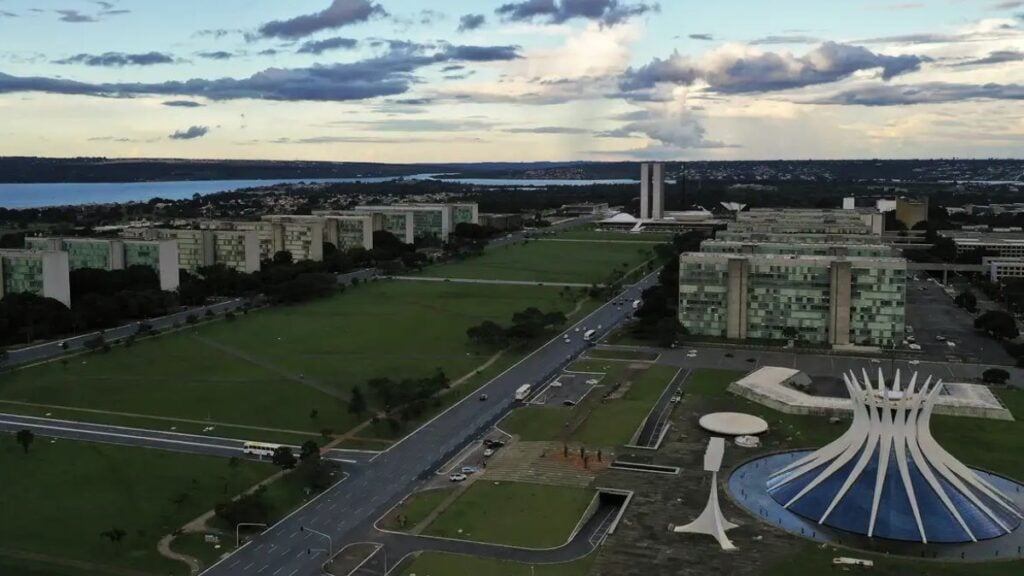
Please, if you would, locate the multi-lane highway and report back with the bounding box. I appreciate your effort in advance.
[0,413,376,464]
[200,272,658,576]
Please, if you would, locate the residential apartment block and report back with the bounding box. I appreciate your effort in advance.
[25,237,179,291]
[942,232,1024,259]
[0,249,71,307]
[731,208,884,236]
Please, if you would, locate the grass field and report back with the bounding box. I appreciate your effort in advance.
[0,281,580,439]
[399,551,596,576]
[379,487,455,531]
[500,361,679,447]
[422,481,594,548]
[553,227,675,243]
[0,438,276,576]
[418,240,654,284]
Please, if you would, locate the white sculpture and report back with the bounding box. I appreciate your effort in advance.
[672,436,738,550]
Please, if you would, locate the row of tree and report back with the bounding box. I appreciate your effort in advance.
[628,232,705,346]
[466,307,569,350]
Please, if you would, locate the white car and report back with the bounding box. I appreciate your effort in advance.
[449,473,467,482]
[461,466,477,475]
[909,360,921,365]
[870,358,881,363]
[564,338,571,344]
[909,343,922,351]
[483,448,494,457]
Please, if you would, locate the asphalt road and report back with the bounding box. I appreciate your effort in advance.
[201,271,659,576]
[0,413,376,464]
[3,298,248,368]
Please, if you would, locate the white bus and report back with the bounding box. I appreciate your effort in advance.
[515,384,532,401]
[583,329,596,343]
[242,441,282,458]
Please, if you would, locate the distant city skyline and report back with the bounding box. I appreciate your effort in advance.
[0,0,1022,161]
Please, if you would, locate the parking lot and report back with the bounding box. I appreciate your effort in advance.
[905,275,1013,366]
[531,371,603,407]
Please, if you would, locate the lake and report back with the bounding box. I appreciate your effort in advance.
[0,175,640,209]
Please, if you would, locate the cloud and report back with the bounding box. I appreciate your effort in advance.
[750,35,822,45]
[953,49,1024,66]
[504,126,591,134]
[495,0,657,26]
[990,1,1023,9]
[620,42,926,94]
[55,6,129,23]
[445,45,521,61]
[169,126,209,140]
[297,37,358,55]
[458,13,486,32]
[53,51,175,67]
[197,51,234,60]
[688,33,713,41]
[55,10,96,22]
[815,82,1024,106]
[257,0,386,39]
[162,100,203,107]
[0,10,18,18]
[0,42,521,103]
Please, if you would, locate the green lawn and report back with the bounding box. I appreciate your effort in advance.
[380,488,455,531]
[423,481,594,548]
[500,362,679,447]
[169,532,227,568]
[933,387,1024,482]
[418,240,654,284]
[554,227,675,243]
[0,281,579,439]
[0,438,275,576]
[400,551,596,576]
[683,368,745,398]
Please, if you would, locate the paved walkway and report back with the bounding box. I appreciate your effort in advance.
[387,276,592,288]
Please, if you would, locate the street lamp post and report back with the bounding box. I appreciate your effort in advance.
[235,523,267,548]
[300,526,333,563]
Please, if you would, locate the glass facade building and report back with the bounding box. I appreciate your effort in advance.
[0,249,71,307]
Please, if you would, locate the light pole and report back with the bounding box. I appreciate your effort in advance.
[300,526,333,563]
[235,523,267,548]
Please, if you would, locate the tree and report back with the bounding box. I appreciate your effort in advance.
[272,250,293,265]
[655,317,684,348]
[982,368,1010,385]
[466,320,508,349]
[100,528,127,544]
[15,429,34,454]
[954,292,978,313]
[272,446,297,470]
[348,386,367,416]
[299,440,320,463]
[975,310,1019,340]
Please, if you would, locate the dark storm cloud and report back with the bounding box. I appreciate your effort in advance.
[53,51,175,67]
[257,0,386,39]
[169,126,209,140]
[495,0,657,26]
[620,42,926,94]
[458,13,486,32]
[162,100,204,107]
[297,37,359,55]
[504,126,591,134]
[688,33,713,40]
[0,43,520,103]
[815,82,1024,106]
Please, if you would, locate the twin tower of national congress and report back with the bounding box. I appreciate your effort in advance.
[639,163,666,221]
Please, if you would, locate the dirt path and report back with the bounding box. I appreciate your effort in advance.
[189,334,347,401]
[157,535,202,575]
[0,547,155,576]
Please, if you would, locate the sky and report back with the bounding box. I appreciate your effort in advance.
[0,0,1022,162]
